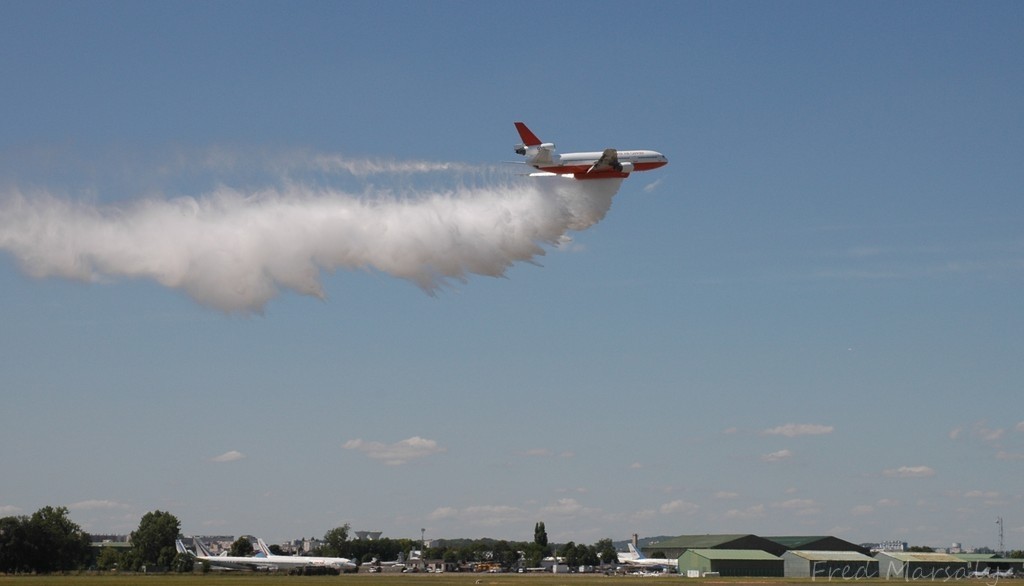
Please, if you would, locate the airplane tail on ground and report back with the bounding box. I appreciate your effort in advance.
[628,543,646,559]
[255,538,273,557]
[192,537,215,557]
[175,539,193,556]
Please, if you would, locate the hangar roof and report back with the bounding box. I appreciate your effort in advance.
[876,552,966,563]
[651,534,787,557]
[765,535,869,554]
[685,549,781,561]
[785,550,876,561]
[653,534,761,549]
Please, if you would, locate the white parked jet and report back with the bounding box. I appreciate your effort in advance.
[255,537,357,572]
[176,539,272,571]
[617,543,678,568]
[176,538,356,573]
[514,122,667,180]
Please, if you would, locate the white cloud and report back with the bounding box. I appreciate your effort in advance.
[342,436,445,465]
[1016,421,1024,433]
[963,490,1000,499]
[210,450,245,463]
[774,498,816,509]
[0,505,22,515]
[643,178,664,193]
[660,500,699,515]
[995,451,1024,460]
[725,505,765,519]
[851,505,874,516]
[521,447,572,458]
[763,423,834,437]
[882,465,935,478]
[541,498,586,516]
[426,507,459,521]
[773,498,819,515]
[762,449,793,462]
[975,424,1004,442]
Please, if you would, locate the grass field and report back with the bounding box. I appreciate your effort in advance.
[0,575,907,586]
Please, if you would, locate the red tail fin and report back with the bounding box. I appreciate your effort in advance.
[514,122,542,146]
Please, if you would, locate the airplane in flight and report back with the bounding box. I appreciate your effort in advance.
[617,543,679,568]
[514,122,667,180]
[255,537,357,572]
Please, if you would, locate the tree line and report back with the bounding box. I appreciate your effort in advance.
[303,521,618,570]
[0,509,616,574]
[0,507,187,574]
[6,505,1020,574]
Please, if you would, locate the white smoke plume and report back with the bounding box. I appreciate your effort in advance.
[0,164,622,313]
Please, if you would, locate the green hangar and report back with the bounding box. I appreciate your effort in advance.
[782,550,879,578]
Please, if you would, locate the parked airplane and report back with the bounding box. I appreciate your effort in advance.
[255,537,357,572]
[513,122,667,180]
[993,568,1014,579]
[373,550,409,567]
[617,543,678,568]
[176,539,272,571]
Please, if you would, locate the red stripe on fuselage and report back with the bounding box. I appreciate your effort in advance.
[533,161,668,174]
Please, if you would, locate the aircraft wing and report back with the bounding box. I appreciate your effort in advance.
[586,148,622,174]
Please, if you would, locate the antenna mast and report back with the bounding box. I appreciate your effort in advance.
[997,517,1004,555]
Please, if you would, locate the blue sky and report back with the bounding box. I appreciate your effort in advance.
[1,1,1022,550]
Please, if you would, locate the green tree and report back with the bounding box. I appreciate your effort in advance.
[594,538,617,565]
[171,551,195,573]
[25,506,91,572]
[534,522,548,549]
[130,510,181,569]
[320,524,351,557]
[577,543,599,567]
[524,542,547,568]
[96,547,122,571]
[559,540,578,567]
[0,515,30,573]
[229,536,254,557]
[0,506,90,573]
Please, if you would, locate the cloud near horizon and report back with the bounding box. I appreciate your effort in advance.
[343,436,445,465]
[210,450,245,463]
[763,423,834,437]
[762,449,793,462]
[883,465,936,478]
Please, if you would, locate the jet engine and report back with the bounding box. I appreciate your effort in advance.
[617,161,634,173]
[514,142,555,155]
